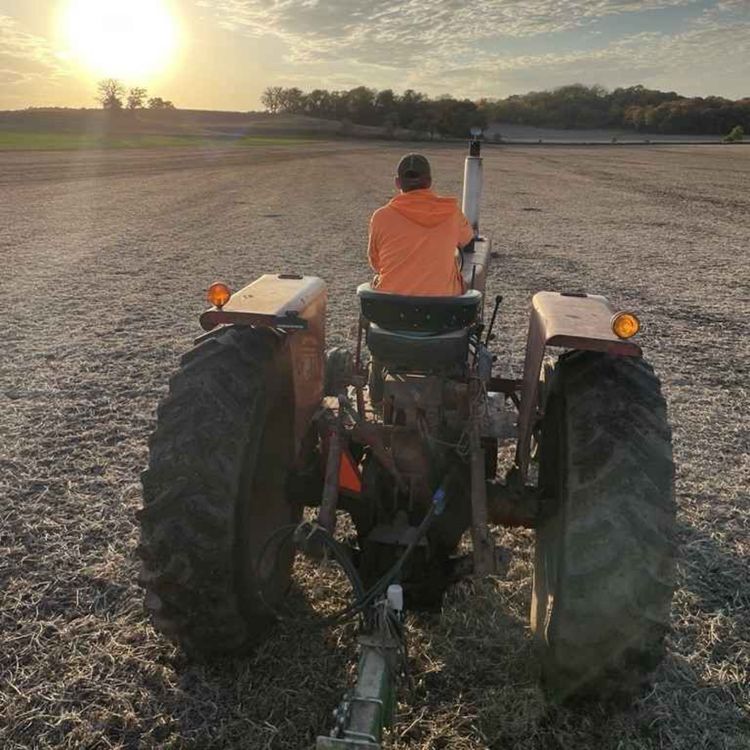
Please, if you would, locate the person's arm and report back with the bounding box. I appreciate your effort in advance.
[457,209,474,249]
[367,214,379,272]
[454,208,474,294]
[453,249,467,294]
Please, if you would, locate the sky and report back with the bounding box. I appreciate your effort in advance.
[1,0,748,111]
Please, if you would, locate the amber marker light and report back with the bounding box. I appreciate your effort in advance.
[611,311,641,339]
[207,282,231,309]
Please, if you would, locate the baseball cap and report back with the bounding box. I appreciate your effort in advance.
[397,153,431,189]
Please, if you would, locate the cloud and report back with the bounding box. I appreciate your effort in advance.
[0,15,62,69]
[0,67,29,85]
[0,14,68,86]
[410,21,750,98]
[200,0,697,37]
[197,0,748,98]
[198,0,700,64]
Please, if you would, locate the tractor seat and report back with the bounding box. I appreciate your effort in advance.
[357,284,481,333]
[357,284,482,373]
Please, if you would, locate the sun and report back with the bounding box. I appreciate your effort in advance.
[61,0,180,81]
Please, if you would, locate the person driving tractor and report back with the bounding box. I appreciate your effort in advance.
[368,153,475,296]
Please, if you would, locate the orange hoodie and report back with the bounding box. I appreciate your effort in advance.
[368,188,474,296]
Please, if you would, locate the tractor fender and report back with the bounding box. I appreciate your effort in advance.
[200,274,327,462]
[515,291,641,480]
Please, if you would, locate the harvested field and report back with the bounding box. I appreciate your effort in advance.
[1,142,748,749]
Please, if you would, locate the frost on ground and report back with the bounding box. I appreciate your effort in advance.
[1,143,748,749]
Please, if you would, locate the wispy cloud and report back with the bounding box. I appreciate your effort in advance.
[0,66,29,85]
[200,1,697,38]
[0,15,64,71]
[198,0,698,61]
[0,13,71,102]
[197,0,749,97]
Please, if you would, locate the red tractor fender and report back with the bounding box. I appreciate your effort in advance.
[515,291,642,480]
[200,274,327,463]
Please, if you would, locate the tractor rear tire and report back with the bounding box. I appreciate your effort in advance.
[324,346,354,397]
[137,326,301,656]
[368,357,385,406]
[531,351,676,702]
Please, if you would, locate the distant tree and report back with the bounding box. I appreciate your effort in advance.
[277,87,305,114]
[328,90,350,121]
[398,89,428,129]
[148,97,175,110]
[127,87,148,110]
[97,79,125,110]
[375,88,397,123]
[261,86,284,113]
[433,97,485,138]
[345,86,377,124]
[305,88,332,117]
[724,125,744,142]
[254,82,750,137]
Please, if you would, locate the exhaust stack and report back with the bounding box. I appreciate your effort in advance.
[461,129,483,236]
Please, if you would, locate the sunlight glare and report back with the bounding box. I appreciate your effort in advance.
[62,0,180,81]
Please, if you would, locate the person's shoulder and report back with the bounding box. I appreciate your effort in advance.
[431,192,461,211]
[433,191,459,203]
[370,203,395,224]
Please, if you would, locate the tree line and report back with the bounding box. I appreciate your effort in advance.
[261,85,486,138]
[97,79,175,111]
[487,84,749,135]
[262,83,749,137]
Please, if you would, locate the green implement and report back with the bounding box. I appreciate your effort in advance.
[316,629,400,750]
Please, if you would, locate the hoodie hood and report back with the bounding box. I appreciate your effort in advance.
[388,189,459,228]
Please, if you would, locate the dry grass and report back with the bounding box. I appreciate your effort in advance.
[1,143,748,749]
[0,110,392,145]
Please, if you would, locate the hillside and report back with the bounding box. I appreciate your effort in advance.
[0,109,386,140]
[0,108,731,150]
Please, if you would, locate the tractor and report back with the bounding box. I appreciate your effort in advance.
[137,136,676,748]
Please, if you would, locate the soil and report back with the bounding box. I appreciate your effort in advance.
[1,142,748,749]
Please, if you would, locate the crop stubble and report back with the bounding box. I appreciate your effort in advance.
[1,143,748,749]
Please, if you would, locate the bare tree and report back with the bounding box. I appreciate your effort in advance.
[261,86,283,113]
[127,87,148,110]
[97,79,125,110]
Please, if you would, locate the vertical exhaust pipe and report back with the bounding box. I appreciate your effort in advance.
[461,128,483,238]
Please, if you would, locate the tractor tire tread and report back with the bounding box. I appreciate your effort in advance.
[138,327,277,656]
[534,350,676,702]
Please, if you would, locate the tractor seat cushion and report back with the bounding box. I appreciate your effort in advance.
[366,324,469,373]
[357,283,481,333]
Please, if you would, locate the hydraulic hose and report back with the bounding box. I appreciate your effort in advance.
[256,483,448,627]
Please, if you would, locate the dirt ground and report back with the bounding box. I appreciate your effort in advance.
[1,142,748,749]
